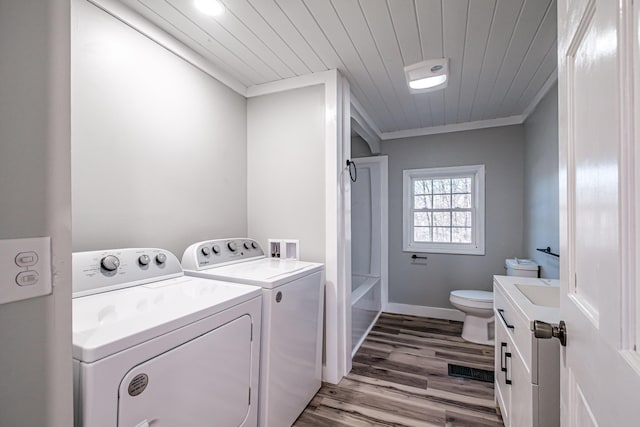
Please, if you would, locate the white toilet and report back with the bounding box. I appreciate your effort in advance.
[450,258,539,345]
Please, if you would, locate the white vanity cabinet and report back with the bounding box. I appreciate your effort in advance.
[493,276,561,427]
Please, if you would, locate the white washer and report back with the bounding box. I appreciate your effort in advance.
[72,248,262,427]
[182,238,324,427]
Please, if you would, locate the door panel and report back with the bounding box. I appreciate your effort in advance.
[117,315,253,427]
[559,0,640,425]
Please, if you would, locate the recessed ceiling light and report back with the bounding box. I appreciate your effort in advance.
[195,0,225,16]
[409,74,447,90]
[404,59,449,94]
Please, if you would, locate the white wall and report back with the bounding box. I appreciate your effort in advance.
[0,0,73,425]
[523,83,559,278]
[247,85,326,262]
[381,126,525,309]
[72,0,248,258]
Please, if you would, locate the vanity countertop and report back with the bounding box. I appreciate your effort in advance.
[493,275,561,327]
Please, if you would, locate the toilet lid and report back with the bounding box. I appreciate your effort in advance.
[450,290,493,302]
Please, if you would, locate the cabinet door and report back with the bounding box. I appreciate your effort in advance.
[507,344,534,427]
[494,312,511,426]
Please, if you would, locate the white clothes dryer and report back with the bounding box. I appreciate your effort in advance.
[182,238,324,427]
[72,248,262,427]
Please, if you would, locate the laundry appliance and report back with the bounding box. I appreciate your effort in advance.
[182,238,324,427]
[72,247,262,427]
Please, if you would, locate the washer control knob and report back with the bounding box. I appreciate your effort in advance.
[227,242,238,252]
[138,254,151,266]
[212,245,221,254]
[244,242,252,250]
[156,253,167,264]
[201,246,211,256]
[101,255,120,272]
[251,242,258,249]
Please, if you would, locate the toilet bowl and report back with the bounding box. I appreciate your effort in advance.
[450,290,494,345]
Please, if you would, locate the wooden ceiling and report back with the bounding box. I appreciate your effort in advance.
[115,0,557,136]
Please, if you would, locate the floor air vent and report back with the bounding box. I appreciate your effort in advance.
[448,364,494,383]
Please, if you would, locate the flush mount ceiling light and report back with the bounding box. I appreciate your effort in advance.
[404,58,449,94]
[194,0,225,16]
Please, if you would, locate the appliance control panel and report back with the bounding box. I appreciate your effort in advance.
[72,248,183,298]
[0,237,52,305]
[181,238,264,271]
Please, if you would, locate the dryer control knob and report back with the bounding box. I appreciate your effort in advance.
[156,253,167,264]
[201,246,211,256]
[212,245,221,254]
[101,255,120,272]
[244,242,252,250]
[138,254,151,266]
[251,242,258,249]
[227,242,238,252]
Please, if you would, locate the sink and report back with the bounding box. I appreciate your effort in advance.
[515,283,560,307]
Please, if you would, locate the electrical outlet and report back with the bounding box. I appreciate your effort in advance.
[0,237,52,305]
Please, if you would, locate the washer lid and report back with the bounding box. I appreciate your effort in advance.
[186,258,324,289]
[72,276,261,363]
[450,290,493,302]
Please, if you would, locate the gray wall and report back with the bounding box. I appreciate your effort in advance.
[381,126,525,308]
[523,84,559,278]
[0,0,73,425]
[247,85,326,263]
[351,135,373,158]
[72,0,248,258]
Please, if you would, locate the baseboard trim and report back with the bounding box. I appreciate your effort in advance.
[385,302,465,322]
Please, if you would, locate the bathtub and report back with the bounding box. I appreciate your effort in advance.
[351,274,382,356]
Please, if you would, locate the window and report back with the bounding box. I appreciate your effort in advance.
[403,165,485,255]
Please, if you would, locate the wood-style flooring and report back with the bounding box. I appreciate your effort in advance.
[294,313,504,427]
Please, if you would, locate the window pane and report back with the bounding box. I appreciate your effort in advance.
[432,179,451,194]
[452,227,472,243]
[414,179,432,195]
[414,195,432,209]
[452,177,472,193]
[453,193,471,208]
[414,212,432,226]
[432,212,451,226]
[414,227,432,242]
[433,227,451,242]
[433,194,451,209]
[452,211,472,227]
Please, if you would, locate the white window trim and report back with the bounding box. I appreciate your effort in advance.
[402,164,485,255]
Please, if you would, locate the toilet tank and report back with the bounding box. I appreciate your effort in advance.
[505,258,539,277]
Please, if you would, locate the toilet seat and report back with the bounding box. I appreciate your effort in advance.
[450,290,493,309]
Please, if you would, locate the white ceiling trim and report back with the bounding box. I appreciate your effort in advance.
[351,110,381,154]
[350,95,382,153]
[246,70,336,97]
[380,114,524,140]
[86,0,248,96]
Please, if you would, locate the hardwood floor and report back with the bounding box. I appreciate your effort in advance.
[294,313,504,427]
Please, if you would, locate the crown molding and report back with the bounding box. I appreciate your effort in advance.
[380,115,524,140]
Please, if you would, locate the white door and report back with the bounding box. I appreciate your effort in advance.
[559,0,640,425]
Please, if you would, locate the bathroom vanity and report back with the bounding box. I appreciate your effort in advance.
[493,275,560,427]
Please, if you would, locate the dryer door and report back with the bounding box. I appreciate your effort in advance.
[117,315,253,427]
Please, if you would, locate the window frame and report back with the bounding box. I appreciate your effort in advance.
[402,164,485,255]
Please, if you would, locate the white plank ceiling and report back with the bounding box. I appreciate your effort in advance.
[116,0,557,135]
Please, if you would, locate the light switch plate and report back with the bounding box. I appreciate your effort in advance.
[0,237,52,305]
